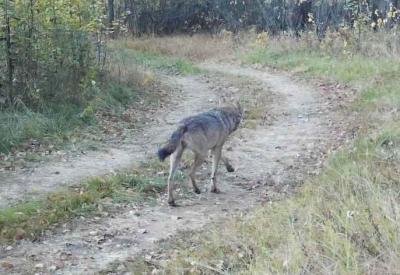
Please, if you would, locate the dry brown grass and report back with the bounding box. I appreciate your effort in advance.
[357,29,400,58]
[260,28,400,59]
[121,33,238,61]
[115,27,400,66]
[106,45,156,89]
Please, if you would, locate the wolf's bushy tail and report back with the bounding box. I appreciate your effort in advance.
[157,125,187,161]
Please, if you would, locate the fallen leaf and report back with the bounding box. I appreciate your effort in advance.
[1,262,14,270]
[15,228,26,240]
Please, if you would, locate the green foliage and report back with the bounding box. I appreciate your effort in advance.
[0,0,105,109]
[0,190,96,243]
[0,41,149,153]
[0,106,88,153]
[110,0,399,36]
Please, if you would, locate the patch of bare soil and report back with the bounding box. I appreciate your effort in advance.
[0,63,357,274]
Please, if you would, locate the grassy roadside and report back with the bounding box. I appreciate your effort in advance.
[123,35,400,273]
[0,80,146,154]
[0,39,200,162]
[0,63,140,158]
[0,159,177,244]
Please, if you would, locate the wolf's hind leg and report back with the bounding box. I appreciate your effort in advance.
[167,145,184,206]
[189,153,204,194]
[210,146,222,193]
[222,156,235,172]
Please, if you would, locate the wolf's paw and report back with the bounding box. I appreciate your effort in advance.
[168,200,177,207]
[226,164,235,173]
[211,187,221,194]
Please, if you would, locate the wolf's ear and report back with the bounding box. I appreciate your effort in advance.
[218,96,227,106]
[235,100,243,114]
[235,100,245,122]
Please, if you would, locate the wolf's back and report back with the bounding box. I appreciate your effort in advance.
[157,125,187,161]
[157,106,241,161]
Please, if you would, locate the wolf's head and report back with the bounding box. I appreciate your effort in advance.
[225,100,243,131]
[233,100,245,130]
[218,98,244,131]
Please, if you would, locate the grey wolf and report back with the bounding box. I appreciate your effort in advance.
[157,103,243,206]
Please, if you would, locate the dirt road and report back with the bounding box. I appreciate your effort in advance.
[0,63,354,274]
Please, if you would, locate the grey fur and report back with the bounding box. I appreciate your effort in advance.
[158,103,243,206]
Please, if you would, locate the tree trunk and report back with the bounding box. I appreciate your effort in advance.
[108,0,115,27]
[4,0,14,105]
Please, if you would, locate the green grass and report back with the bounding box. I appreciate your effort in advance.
[0,160,172,244]
[243,47,400,86]
[125,37,400,273]
[0,106,89,153]
[0,80,141,154]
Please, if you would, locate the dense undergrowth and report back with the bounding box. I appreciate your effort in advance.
[0,61,136,154]
[0,39,201,155]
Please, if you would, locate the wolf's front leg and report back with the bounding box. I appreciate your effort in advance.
[210,147,222,193]
[167,146,183,206]
[167,176,176,206]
